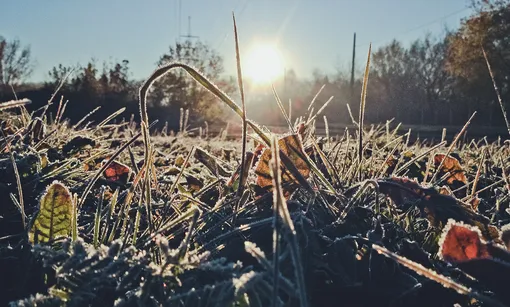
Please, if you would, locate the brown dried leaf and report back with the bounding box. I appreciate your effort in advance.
[434,153,467,186]
[254,134,310,190]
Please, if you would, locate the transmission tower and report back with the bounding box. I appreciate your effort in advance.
[177,0,199,63]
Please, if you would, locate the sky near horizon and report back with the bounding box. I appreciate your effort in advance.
[2,0,474,83]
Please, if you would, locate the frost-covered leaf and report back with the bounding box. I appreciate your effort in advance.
[102,160,132,184]
[254,134,310,190]
[434,153,467,186]
[438,219,490,263]
[29,181,73,243]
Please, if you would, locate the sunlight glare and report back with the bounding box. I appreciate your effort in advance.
[244,44,284,85]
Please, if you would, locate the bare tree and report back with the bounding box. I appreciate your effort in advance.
[0,36,33,88]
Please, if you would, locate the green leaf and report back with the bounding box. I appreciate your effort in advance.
[29,181,73,243]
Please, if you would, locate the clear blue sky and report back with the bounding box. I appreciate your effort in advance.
[2,0,474,83]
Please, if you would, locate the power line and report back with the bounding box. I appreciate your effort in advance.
[356,7,471,49]
[178,0,182,42]
[215,0,249,50]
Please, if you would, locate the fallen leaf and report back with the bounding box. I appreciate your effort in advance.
[254,134,310,190]
[434,153,467,186]
[185,174,204,192]
[102,160,132,184]
[438,219,490,263]
[175,155,185,167]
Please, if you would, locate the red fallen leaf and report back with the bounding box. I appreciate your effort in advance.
[102,160,132,184]
[438,219,490,263]
[434,153,467,186]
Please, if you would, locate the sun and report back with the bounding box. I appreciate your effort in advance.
[244,44,284,85]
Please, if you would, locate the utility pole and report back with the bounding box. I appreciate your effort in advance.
[350,32,356,99]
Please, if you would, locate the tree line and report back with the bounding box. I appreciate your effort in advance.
[1,0,510,132]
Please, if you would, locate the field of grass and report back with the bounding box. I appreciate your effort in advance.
[3,30,510,306]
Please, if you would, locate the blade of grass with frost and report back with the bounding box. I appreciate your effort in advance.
[471,147,486,198]
[305,96,334,126]
[324,116,330,149]
[49,67,75,106]
[139,62,271,144]
[72,193,78,241]
[73,106,101,129]
[142,122,154,235]
[131,190,144,245]
[333,128,349,166]
[77,120,158,209]
[378,131,405,151]
[3,130,25,229]
[358,43,371,179]
[270,135,281,307]
[306,107,314,126]
[95,107,126,129]
[93,187,105,248]
[177,209,200,260]
[127,143,140,174]
[429,111,476,184]
[307,84,325,111]
[40,68,75,120]
[482,46,510,135]
[104,189,120,244]
[346,103,358,126]
[9,86,30,126]
[288,98,292,124]
[0,98,31,111]
[166,146,195,210]
[340,180,379,219]
[270,135,308,307]
[199,216,274,253]
[115,200,131,244]
[310,136,340,186]
[232,13,249,229]
[377,142,401,177]
[143,206,201,244]
[54,96,64,125]
[56,100,69,124]
[395,141,446,175]
[272,84,294,132]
